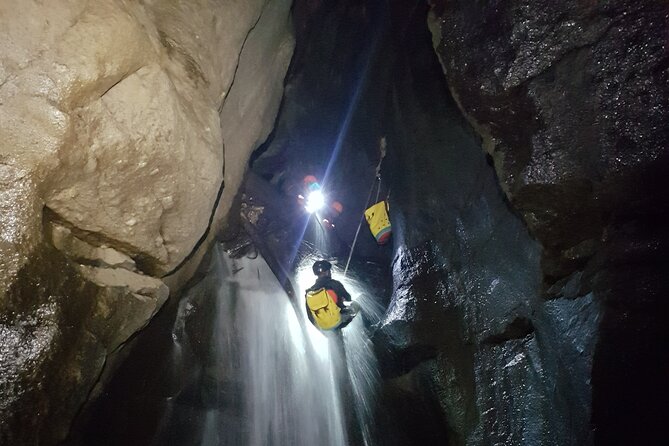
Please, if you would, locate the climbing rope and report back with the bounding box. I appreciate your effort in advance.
[344,174,380,276]
[344,138,387,276]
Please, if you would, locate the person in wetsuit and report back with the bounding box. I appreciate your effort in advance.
[305,260,357,330]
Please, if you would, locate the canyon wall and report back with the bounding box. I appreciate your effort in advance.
[0,0,293,443]
[399,1,668,444]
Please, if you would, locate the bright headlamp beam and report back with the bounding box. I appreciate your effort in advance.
[305,190,326,213]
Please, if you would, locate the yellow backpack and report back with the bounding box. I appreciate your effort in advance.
[306,288,341,330]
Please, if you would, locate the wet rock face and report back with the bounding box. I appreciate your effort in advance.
[427,0,669,287]
[418,1,669,444]
[0,0,293,443]
[325,0,669,444]
[0,244,169,445]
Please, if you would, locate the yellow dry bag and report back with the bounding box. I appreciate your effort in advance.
[364,200,391,244]
[306,288,342,330]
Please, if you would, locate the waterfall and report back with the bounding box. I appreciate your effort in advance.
[343,292,385,446]
[294,260,385,446]
[147,244,382,445]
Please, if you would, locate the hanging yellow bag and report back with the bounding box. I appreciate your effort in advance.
[364,200,392,244]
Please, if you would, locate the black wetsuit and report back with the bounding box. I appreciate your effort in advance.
[305,276,354,328]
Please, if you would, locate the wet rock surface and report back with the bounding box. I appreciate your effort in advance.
[0,244,167,445]
[428,0,669,288]
[426,1,669,444]
[0,0,293,443]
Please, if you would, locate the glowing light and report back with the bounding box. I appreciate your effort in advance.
[296,261,317,295]
[305,189,326,213]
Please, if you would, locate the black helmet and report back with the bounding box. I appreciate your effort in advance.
[312,260,332,275]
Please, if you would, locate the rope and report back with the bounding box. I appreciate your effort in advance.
[344,138,387,277]
[344,174,379,276]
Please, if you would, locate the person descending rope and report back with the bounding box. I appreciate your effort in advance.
[305,260,359,331]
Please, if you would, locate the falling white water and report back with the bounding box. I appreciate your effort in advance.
[294,260,384,446]
[202,246,349,446]
[150,245,382,446]
[341,276,385,446]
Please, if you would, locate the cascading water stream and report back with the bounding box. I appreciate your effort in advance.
[294,261,385,446]
[150,244,381,445]
[342,292,385,445]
